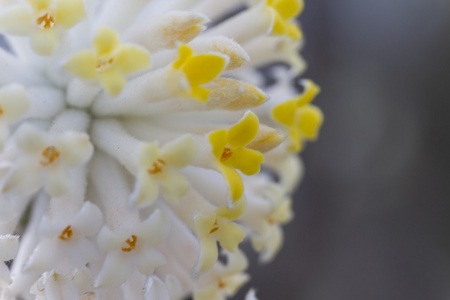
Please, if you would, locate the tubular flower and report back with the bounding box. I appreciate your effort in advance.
[0,0,87,55]
[272,79,324,152]
[209,112,264,203]
[0,0,322,299]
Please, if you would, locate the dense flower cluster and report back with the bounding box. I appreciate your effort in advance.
[0,0,323,299]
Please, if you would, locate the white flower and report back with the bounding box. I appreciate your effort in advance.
[0,0,322,299]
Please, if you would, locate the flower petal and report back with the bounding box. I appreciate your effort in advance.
[221,249,248,276]
[56,132,93,167]
[45,272,78,300]
[209,129,227,160]
[196,236,218,276]
[99,69,126,97]
[271,99,296,127]
[161,135,197,168]
[138,143,160,168]
[64,50,97,79]
[116,45,150,74]
[93,27,120,55]
[129,172,159,208]
[159,169,190,202]
[194,286,223,300]
[226,112,259,149]
[0,235,19,261]
[95,251,133,288]
[216,197,246,221]
[55,0,87,29]
[134,209,170,246]
[72,202,103,236]
[221,273,249,296]
[218,164,244,203]
[0,263,11,283]
[215,221,245,252]
[0,5,33,35]
[15,123,50,154]
[145,276,170,300]
[135,246,166,275]
[25,0,51,10]
[0,84,30,122]
[294,105,323,140]
[2,158,41,195]
[25,238,61,272]
[97,226,129,251]
[225,148,264,176]
[182,53,227,87]
[31,28,59,56]
[44,164,70,196]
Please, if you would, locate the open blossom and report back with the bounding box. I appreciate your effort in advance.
[0,0,323,299]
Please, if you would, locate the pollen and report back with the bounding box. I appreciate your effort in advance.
[36,13,56,29]
[147,159,166,175]
[218,278,226,289]
[40,146,60,166]
[121,235,137,252]
[95,57,115,72]
[58,226,73,241]
[220,147,234,162]
[209,221,219,234]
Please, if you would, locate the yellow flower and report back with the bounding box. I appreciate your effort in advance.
[0,0,87,55]
[64,27,151,97]
[209,112,264,203]
[194,198,247,276]
[271,79,323,152]
[266,0,304,39]
[173,44,227,102]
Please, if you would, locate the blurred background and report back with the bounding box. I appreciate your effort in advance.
[246,0,450,299]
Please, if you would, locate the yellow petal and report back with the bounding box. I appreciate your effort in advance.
[99,69,126,97]
[226,112,259,149]
[270,0,304,20]
[219,164,244,203]
[194,214,216,237]
[216,221,246,252]
[270,10,288,36]
[296,80,321,107]
[295,105,323,140]
[158,169,190,202]
[221,273,250,296]
[116,45,150,74]
[64,50,96,79]
[173,44,193,69]
[55,0,87,29]
[194,287,222,300]
[271,198,293,224]
[30,29,58,56]
[196,237,218,275]
[216,197,246,221]
[271,99,296,126]
[161,135,197,168]
[25,0,51,10]
[225,148,264,176]
[287,127,303,153]
[209,129,227,160]
[190,86,210,103]
[138,143,160,168]
[182,53,227,86]
[93,27,120,55]
[287,22,302,40]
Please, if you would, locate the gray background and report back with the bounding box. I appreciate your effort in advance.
[247,0,450,299]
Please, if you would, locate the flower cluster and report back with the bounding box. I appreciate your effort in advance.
[0,0,323,299]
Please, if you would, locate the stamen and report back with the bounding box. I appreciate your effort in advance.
[209,221,219,234]
[147,159,166,174]
[121,235,137,252]
[220,147,233,162]
[36,13,56,29]
[0,105,3,116]
[267,218,276,225]
[95,57,115,72]
[58,226,73,241]
[40,146,60,166]
[218,278,226,289]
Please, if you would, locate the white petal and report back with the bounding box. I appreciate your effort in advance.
[221,249,248,276]
[0,5,33,35]
[14,123,49,154]
[69,237,98,267]
[260,225,283,263]
[160,135,197,168]
[25,239,62,272]
[72,202,103,237]
[138,143,160,168]
[221,273,249,296]
[97,226,128,251]
[45,271,78,300]
[31,28,59,56]
[134,209,170,246]
[56,132,93,167]
[2,157,42,195]
[194,286,223,300]
[0,84,30,122]
[0,262,11,283]
[95,251,133,288]
[0,234,19,261]
[129,173,159,208]
[165,275,183,300]
[44,164,70,196]
[134,246,166,275]
[159,169,190,202]
[245,289,259,300]
[72,267,94,295]
[145,276,170,300]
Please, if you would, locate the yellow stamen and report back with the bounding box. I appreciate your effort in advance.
[95,56,115,72]
[218,278,226,289]
[0,105,3,116]
[267,218,276,225]
[147,159,166,175]
[220,147,233,162]
[209,220,219,234]
[36,12,56,29]
[58,226,73,241]
[40,146,60,166]
[121,235,137,252]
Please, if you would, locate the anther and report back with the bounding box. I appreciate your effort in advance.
[147,159,166,174]
[36,13,56,29]
[121,235,137,252]
[221,148,233,161]
[59,226,73,241]
[40,146,60,166]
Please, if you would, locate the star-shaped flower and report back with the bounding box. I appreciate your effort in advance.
[0,0,87,55]
[130,135,197,208]
[271,79,323,152]
[2,124,93,196]
[64,27,151,97]
[194,198,247,275]
[25,202,103,272]
[95,209,170,288]
[209,112,264,203]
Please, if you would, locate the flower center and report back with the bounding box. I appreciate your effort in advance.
[121,235,137,252]
[267,217,276,225]
[147,159,166,175]
[95,56,115,73]
[218,278,226,289]
[40,146,60,166]
[36,12,56,29]
[209,220,219,234]
[59,226,73,241]
[220,147,233,162]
